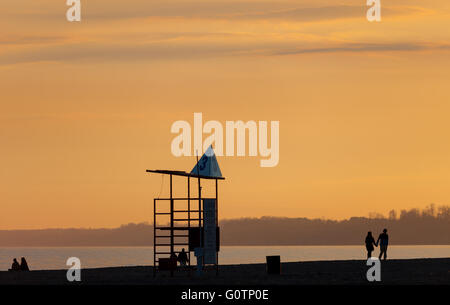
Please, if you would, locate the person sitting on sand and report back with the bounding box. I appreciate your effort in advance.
[365,232,377,259]
[178,248,189,268]
[376,229,389,261]
[9,258,20,271]
[20,257,30,271]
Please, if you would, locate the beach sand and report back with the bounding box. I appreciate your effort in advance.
[0,258,449,285]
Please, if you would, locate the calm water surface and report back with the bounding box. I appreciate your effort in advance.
[1,245,449,271]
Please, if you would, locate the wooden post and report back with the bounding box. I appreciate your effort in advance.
[196,154,203,272]
[153,198,156,277]
[170,174,174,277]
[170,174,174,254]
[215,178,219,275]
[187,176,191,269]
[196,154,202,229]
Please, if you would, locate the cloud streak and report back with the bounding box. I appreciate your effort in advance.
[1,1,428,22]
[0,0,445,66]
[1,39,449,66]
[272,43,431,56]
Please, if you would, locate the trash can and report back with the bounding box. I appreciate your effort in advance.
[266,256,281,275]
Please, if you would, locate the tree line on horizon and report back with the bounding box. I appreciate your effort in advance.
[0,205,448,246]
[220,204,450,245]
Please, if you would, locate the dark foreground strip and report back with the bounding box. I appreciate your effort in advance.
[0,285,446,304]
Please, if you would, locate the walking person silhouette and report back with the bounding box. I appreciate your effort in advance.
[178,248,189,270]
[365,231,377,259]
[377,229,389,260]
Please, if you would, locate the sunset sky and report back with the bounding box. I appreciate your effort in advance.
[1,0,450,229]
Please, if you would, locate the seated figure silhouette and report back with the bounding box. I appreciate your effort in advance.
[20,257,30,271]
[178,248,189,268]
[9,258,20,271]
[377,229,389,260]
[365,231,377,259]
[166,252,178,273]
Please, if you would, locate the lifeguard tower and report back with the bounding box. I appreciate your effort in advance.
[146,146,224,275]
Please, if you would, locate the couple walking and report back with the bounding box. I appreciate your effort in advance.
[365,229,389,260]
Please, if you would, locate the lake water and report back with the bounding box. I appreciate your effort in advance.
[1,245,449,271]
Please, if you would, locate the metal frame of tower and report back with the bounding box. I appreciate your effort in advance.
[147,169,224,276]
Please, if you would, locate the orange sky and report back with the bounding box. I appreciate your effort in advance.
[1,0,450,229]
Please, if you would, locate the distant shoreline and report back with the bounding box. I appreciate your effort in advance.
[1,258,449,285]
[1,209,449,246]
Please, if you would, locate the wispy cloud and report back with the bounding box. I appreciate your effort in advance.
[0,0,446,66]
[1,1,429,22]
[2,39,449,66]
[0,35,67,46]
[272,42,432,56]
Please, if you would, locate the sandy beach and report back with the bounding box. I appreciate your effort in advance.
[0,258,448,285]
